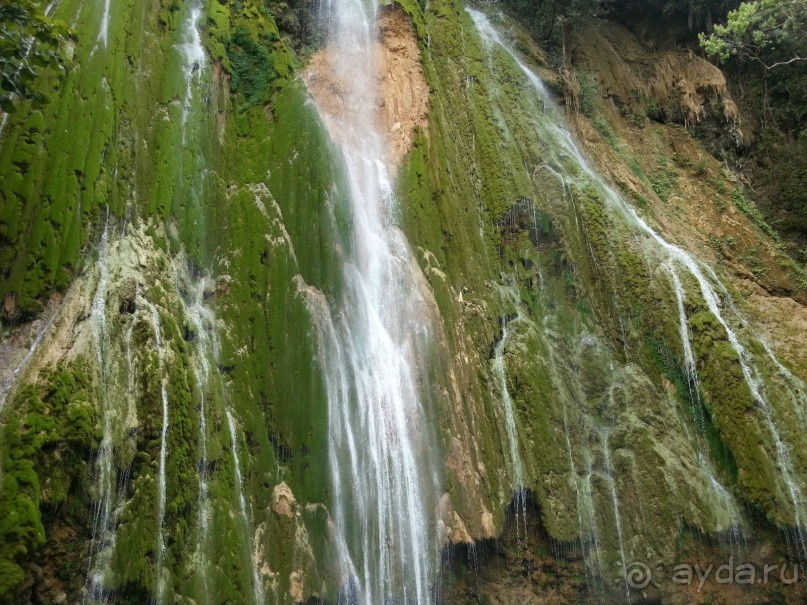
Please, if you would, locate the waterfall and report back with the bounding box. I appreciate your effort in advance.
[600,430,630,602]
[84,219,116,604]
[97,0,112,48]
[82,223,140,605]
[175,263,266,605]
[180,275,214,604]
[468,7,806,559]
[140,298,170,604]
[667,266,743,537]
[491,286,528,540]
[303,1,441,602]
[0,306,59,414]
[179,3,206,142]
[224,407,266,605]
[546,321,605,579]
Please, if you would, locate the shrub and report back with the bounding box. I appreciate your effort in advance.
[226,26,278,109]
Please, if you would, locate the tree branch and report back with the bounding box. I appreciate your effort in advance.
[764,55,807,69]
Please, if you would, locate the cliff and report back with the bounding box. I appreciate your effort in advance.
[0,1,806,604]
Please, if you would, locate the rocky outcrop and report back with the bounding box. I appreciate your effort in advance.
[571,19,742,139]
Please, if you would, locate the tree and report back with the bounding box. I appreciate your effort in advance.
[0,0,67,112]
[502,0,603,53]
[699,0,807,70]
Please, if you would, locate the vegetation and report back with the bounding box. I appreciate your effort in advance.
[696,0,807,249]
[700,0,807,69]
[1,0,806,601]
[0,0,67,111]
[501,0,602,52]
[226,26,278,109]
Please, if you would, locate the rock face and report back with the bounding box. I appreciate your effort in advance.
[0,0,806,603]
[571,19,741,135]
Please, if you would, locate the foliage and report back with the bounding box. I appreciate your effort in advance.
[226,26,278,109]
[607,0,740,30]
[576,72,597,117]
[699,0,807,69]
[501,0,739,51]
[0,0,67,112]
[697,0,807,248]
[501,0,602,52]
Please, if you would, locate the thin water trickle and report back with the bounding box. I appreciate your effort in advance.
[667,267,743,535]
[96,0,112,48]
[600,430,630,604]
[492,324,528,542]
[140,297,170,605]
[225,407,266,605]
[0,307,59,414]
[84,217,121,605]
[491,286,528,542]
[179,3,206,142]
[178,273,214,604]
[175,261,266,605]
[545,319,606,579]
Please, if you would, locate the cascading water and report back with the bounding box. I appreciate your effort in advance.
[545,321,606,579]
[84,219,115,604]
[174,263,266,605]
[82,224,141,605]
[491,286,528,540]
[469,7,807,561]
[303,1,442,602]
[224,407,266,605]
[600,429,630,601]
[0,306,59,414]
[667,266,743,538]
[179,3,206,142]
[96,0,112,48]
[179,275,214,603]
[140,298,170,604]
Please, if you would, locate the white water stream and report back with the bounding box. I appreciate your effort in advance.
[175,262,265,605]
[492,323,528,538]
[179,3,206,142]
[96,0,112,49]
[490,286,528,541]
[0,307,59,415]
[179,275,214,603]
[304,1,442,601]
[224,407,266,605]
[84,219,116,604]
[138,297,170,604]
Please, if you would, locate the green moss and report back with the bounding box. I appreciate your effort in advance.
[0,362,98,601]
[649,155,678,202]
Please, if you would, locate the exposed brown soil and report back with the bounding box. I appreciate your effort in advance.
[571,18,741,138]
[377,5,429,167]
[302,5,428,170]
